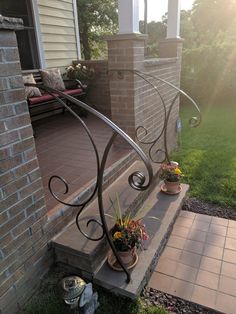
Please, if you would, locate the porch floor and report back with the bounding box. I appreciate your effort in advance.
[148,210,236,314]
[34,113,130,211]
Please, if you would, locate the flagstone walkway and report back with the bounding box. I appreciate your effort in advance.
[148,210,236,314]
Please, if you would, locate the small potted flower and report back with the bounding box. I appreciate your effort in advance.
[112,216,149,265]
[65,62,95,87]
[159,161,183,194]
[108,195,149,268]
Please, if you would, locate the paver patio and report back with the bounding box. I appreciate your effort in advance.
[148,210,236,314]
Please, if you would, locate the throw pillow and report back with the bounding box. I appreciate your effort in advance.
[23,74,42,98]
[40,68,65,91]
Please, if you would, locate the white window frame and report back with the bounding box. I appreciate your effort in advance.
[31,0,46,68]
[72,0,81,60]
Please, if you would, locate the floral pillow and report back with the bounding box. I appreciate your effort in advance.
[40,68,65,91]
[23,74,42,98]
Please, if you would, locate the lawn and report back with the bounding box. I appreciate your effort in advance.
[23,289,168,314]
[172,102,236,207]
[23,269,168,314]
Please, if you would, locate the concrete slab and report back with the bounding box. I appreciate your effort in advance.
[94,183,189,298]
[148,210,236,314]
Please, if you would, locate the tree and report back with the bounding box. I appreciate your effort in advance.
[77,0,118,60]
[140,16,167,57]
[191,0,236,44]
[180,0,236,102]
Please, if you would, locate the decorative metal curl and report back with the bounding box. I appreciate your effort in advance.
[26,82,153,283]
[76,213,105,241]
[109,69,201,163]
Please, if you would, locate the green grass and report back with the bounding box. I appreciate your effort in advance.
[172,103,236,207]
[23,289,168,314]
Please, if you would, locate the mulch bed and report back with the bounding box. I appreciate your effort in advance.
[142,287,221,314]
[182,197,236,220]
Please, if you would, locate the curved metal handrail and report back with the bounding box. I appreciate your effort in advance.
[26,82,153,282]
[26,71,200,283]
[109,69,201,163]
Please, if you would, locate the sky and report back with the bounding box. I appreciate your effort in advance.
[139,0,195,22]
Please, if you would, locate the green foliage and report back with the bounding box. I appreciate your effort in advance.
[23,286,168,314]
[140,20,166,57]
[23,291,75,314]
[22,267,169,314]
[172,103,236,207]
[77,0,118,60]
[96,287,168,314]
[180,0,236,103]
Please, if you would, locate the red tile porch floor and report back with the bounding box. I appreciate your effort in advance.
[34,113,131,211]
[148,210,236,314]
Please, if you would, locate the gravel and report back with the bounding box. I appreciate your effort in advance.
[142,287,220,314]
[182,197,236,220]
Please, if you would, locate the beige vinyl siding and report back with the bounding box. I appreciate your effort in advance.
[38,0,79,69]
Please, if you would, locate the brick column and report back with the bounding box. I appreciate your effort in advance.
[107,33,147,139]
[158,38,184,59]
[0,16,48,313]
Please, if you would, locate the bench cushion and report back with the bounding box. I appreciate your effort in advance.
[28,88,84,106]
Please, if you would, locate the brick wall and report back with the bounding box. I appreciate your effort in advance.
[107,34,147,139]
[107,34,183,156]
[0,16,51,314]
[73,60,111,117]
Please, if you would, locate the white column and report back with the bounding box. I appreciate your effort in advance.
[167,0,181,38]
[72,0,81,59]
[118,0,140,34]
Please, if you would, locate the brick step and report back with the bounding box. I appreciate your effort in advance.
[52,160,160,275]
[93,183,189,299]
[46,150,135,235]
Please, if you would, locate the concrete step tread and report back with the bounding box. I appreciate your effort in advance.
[93,183,189,299]
[53,160,159,270]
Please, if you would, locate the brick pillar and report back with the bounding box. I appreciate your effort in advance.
[0,16,49,314]
[158,38,184,59]
[107,33,147,139]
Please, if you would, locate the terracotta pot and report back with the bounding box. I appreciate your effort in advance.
[164,180,180,193]
[117,248,135,265]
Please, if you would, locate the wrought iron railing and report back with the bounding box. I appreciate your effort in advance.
[27,70,200,283]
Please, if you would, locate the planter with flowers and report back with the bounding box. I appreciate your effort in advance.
[107,196,149,271]
[159,161,183,194]
[64,62,95,88]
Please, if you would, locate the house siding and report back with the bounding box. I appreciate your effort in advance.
[37,0,79,69]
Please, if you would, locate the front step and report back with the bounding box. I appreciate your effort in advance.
[94,183,189,299]
[53,162,189,298]
[52,160,160,275]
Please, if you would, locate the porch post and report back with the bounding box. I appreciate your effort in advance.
[167,0,181,39]
[159,0,183,59]
[0,15,48,313]
[118,0,140,34]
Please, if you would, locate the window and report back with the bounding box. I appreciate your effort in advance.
[0,0,40,70]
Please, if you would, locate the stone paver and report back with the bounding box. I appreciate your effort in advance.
[148,210,236,314]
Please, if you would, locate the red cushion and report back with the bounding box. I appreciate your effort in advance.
[63,88,83,95]
[28,94,55,105]
[28,88,84,106]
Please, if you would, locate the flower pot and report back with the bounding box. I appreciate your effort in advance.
[164,180,180,194]
[117,248,135,265]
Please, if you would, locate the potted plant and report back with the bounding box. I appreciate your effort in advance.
[64,62,95,88]
[159,161,183,194]
[108,195,149,267]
